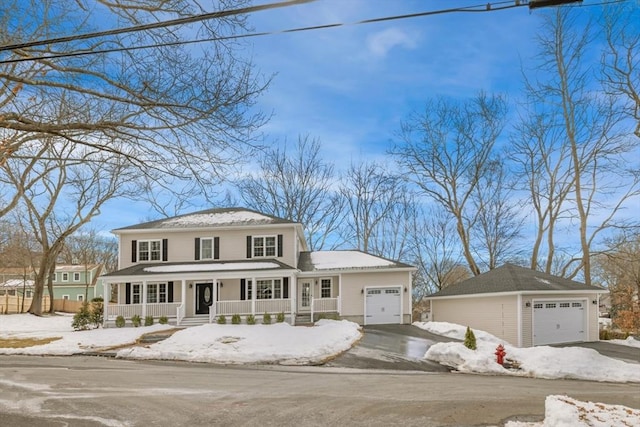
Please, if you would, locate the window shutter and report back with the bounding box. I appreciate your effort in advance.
[131,241,137,263]
[162,239,168,261]
[194,238,200,261]
[277,234,283,257]
[168,281,174,303]
[246,236,252,258]
[214,237,220,260]
[240,279,246,300]
[125,283,131,304]
[283,277,289,299]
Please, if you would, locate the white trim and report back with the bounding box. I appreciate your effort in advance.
[427,289,605,301]
[531,297,588,346]
[137,239,163,263]
[338,274,342,315]
[319,277,332,298]
[77,295,84,301]
[251,235,278,258]
[517,294,523,347]
[101,268,298,285]
[199,237,216,260]
[61,273,69,282]
[113,223,304,235]
[297,267,415,277]
[62,294,69,300]
[363,285,403,326]
[73,272,81,282]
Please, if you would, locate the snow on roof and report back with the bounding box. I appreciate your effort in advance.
[144,262,282,273]
[310,251,395,270]
[0,279,35,288]
[161,210,274,227]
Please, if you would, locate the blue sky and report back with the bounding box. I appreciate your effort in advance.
[97,0,635,233]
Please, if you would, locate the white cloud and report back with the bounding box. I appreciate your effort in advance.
[366,27,418,58]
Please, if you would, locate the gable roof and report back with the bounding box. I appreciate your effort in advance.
[113,207,298,232]
[298,250,414,272]
[428,263,605,298]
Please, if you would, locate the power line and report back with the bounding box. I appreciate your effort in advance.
[0,0,316,52]
[0,1,525,65]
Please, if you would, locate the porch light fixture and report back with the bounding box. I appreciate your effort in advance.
[361,289,364,294]
[592,300,597,305]
[525,301,531,307]
[404,287,407,293]
[189,284,192,289]
[219,282,223,287]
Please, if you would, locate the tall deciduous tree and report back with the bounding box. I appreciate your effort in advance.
[392,92,508,276]
[236,135,343,251]
[514,9,640,286]
[0,0,267,211]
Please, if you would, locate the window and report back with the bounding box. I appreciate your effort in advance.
[73,272,81,282]
[147,283,167,303]
[545,303,556,309]
[62,273,69,282]
[252,279,283,299]
[572,302,583,308]
[25,290,32,298]
[533,303,543,309]
[559,302,570,308]
[138,240,162,262]
[201,238,213,260]
[77,295,84,301]
[132,284,141,304]
[62,295,69,300]
[253,236,277,258]
[385,289,400,294]
[321,279,332,298]
[52,273,57,282]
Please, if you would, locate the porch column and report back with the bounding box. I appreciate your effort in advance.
[251,277,256,315]
[103,282,110,326]
[337,274,342,315]
[211,278,217,318]
[290,275,296,326]
[181,279,186,306]
[142,280,147,318]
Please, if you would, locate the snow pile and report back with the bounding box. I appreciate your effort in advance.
[161,210,272,227]
[610,336,640,348]
[117,319,362,365]
[415,321,640,383]
[0,313,174,355]
[506,395,640,427]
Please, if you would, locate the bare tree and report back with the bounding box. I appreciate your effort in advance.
[60,229,118,274]
[601,4,640,138]
[392,92,508,275]
[236,135,343,251]
[0,0,267,213]
[516,10,640,286]
[1,137,137,315]
[339,161,405,255]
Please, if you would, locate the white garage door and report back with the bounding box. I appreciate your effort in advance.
[533,300,586,346]
[365,287,401,325]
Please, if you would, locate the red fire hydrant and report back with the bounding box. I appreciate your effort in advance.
[495,344,506,365]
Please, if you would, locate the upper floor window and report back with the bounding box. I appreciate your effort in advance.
[253,236,277,258]
[62,273,69,282]
[52,273,57,282]
[195,237,219,260]
[139,240,162,262]
[73,272,81,282]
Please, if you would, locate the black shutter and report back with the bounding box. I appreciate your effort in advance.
[277,234,283,257]
[240,279,246,300]
[167,281,174,303]
[214,237,220,260]
[125,283,131,304]
[246,236,252,258]
[194,238,200,261]
[162,239,168,261]
[131,241,137,263]
[283,277,289,299]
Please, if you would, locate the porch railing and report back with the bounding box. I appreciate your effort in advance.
[107,304,142,320]
[216,300,252,316]
[313,298,338,313]
[177,303,185,325]
[146,302,181,318]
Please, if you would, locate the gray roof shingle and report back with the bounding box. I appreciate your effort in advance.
[428,263,605,298]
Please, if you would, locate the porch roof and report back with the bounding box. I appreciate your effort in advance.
[103,259,296,279]
[298,250,415,272]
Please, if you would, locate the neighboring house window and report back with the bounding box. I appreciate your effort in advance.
[138,240,162,262]
[253,236,276,258]
[77,295,84,301]
[25,290,32,298]
[62,295,69,300]
[256,279,282,299]
[147,283,167,303]
[132,284,141,304]
[320,279,332,298]
[73,272,80,282]
[52,273,57,282]
[62,273,69,282]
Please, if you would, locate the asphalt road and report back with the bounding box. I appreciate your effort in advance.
[1,355,638,427]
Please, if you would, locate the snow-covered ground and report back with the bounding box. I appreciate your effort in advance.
[0,314,361,364]
[414,321,640,383]
[1,314,638,426]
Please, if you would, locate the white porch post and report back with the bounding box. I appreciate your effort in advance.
[338,274,342,315]
[181,279,186,307]
[251,277,256,315]
[103,282,110,326]
[290,275,296,326]
[211,278,218,319]
[142,280,147,318]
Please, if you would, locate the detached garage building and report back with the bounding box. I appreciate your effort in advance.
[427,263,606,347]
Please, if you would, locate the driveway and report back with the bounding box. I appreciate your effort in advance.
[554,340,640,364]
[325,324,454,371]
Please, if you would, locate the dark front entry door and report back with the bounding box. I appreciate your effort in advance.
[196,283,213,315]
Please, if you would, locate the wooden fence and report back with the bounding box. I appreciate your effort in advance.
[0,295,83,314]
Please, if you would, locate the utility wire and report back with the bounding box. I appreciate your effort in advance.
[0,0,316,52]
[0,1,526,65]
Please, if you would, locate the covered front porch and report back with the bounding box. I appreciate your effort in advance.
[102,273,340,327]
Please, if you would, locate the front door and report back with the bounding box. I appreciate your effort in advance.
[196,283,213,315]
[298,281,311,312]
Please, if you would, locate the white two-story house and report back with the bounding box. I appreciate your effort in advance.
[102,208,414,326]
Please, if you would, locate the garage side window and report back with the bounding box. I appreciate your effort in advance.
[320,279,331,298]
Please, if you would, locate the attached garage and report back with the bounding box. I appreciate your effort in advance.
[427,264,606,347]
[533,300,587,345]
[365,286,402,325]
